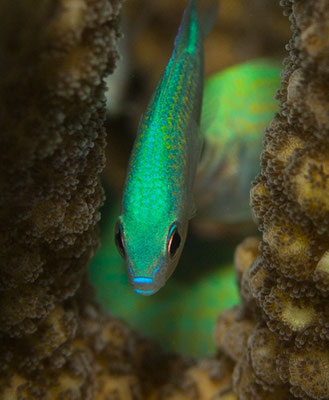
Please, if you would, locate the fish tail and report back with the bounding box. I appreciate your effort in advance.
[199,0,219,38]
[173,0,198,55]
[174,0,218,56]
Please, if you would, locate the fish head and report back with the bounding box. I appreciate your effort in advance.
[115,214,188,295]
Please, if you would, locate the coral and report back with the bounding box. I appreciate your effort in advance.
[214,0,329,399]
[148,357,235,400]
[0,0,118,338]
[234,237,260,286]
[214,307,255,364]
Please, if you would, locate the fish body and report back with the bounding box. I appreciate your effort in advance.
[115,0,215,295]
[194,59,281,237]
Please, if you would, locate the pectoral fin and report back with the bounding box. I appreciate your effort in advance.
[189,197,197,220]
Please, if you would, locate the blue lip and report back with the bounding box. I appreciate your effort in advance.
[134,288,156,296]
[132,277,153,284]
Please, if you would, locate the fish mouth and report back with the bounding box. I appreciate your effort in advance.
[130,276,163,296]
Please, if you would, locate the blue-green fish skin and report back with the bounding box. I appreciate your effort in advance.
[116,0,216,295]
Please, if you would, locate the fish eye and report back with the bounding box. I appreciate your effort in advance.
[115,220,125,258]
[167,224,181,257]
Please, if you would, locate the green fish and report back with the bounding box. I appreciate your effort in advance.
[194,59,281,236]
[115,0,217,295]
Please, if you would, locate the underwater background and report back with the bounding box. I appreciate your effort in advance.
[2,0,328,398]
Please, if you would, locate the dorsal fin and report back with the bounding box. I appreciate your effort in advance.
[173,0,218,56]
[173,0,199,56]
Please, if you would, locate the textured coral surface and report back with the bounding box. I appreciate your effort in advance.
[215,0,329,398]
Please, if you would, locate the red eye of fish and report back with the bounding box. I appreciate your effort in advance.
[167,225,181,257]
[115,220,125,258]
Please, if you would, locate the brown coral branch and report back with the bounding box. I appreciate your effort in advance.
[215,0,329,399]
